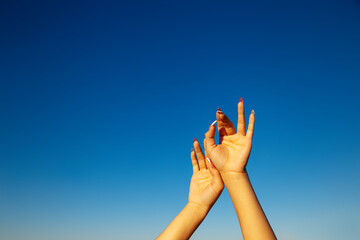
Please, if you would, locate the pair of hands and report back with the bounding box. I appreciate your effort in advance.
[188,99,255,210]
[157,99,275,240]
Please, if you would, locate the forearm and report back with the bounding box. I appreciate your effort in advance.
[222,172,276,240]
[156,202,210,240]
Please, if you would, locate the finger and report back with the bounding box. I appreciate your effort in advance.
[237,98,246,136]
[246,110,255,140]
[203,138,211,169]
[207,157,223,186]
[190,149,199,173]
[193,138,206,170]
[203,138,208,157]
[217,108,236,143]
[205,122,218,156]
[203,138,209,167]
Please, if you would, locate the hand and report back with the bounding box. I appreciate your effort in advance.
[205,98,255,174]
[156,139,223,240]
[188,138,224,209]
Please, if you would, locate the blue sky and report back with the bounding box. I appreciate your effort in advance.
[1,0,360,239]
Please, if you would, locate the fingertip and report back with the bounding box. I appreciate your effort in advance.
[206,157,215,168]
[216,108,224,119]
[210,120,217,127]
[238,104,244,112]
[207,123,216,134]
[238,100,245,116]
[193,140,198,149]
[207,161,215,176]
[207,124,216,136]
[249,110,255,120]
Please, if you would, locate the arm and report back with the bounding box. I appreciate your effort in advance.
[221,172,275,240]
[156,139,224,240]
[156,202,210,240]
[205,98,276,240]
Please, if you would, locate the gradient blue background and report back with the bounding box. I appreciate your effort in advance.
[1,0,360,239]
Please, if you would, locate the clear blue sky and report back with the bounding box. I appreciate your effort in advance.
[1,0,360,239]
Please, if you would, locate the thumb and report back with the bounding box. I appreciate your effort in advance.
[207,157,223,187]
[205,122,218,157]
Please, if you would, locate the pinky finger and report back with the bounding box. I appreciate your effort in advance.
[246,110,255,140]
[191,149,199,173]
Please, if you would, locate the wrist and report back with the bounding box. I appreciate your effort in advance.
[220,171,249,185]
[186,202,211,216]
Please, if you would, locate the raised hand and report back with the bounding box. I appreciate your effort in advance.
[189,139,224,209]
[156,139,224,240]
[204,98,276,240]
[205,98,255,174]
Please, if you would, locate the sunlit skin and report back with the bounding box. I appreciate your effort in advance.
[157,98,276,240]
[189,139,224,208]
[205,98,277,240]
[156,139,224,240]
[206,104,254,174]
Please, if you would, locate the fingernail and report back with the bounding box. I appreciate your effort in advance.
[193,138,197,142]
[251,109,255,115]
[206,157,214,168]
[217,108,223,114]
[211,120,217,126]
[191,148,194,152]
[239,97,243,103]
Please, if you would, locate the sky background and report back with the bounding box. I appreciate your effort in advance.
[1,0,360,239]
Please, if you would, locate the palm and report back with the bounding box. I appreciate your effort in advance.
[189,139,224,208]
[189,170,222,207]
[205,101,255,174]
[211,133,252,173]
